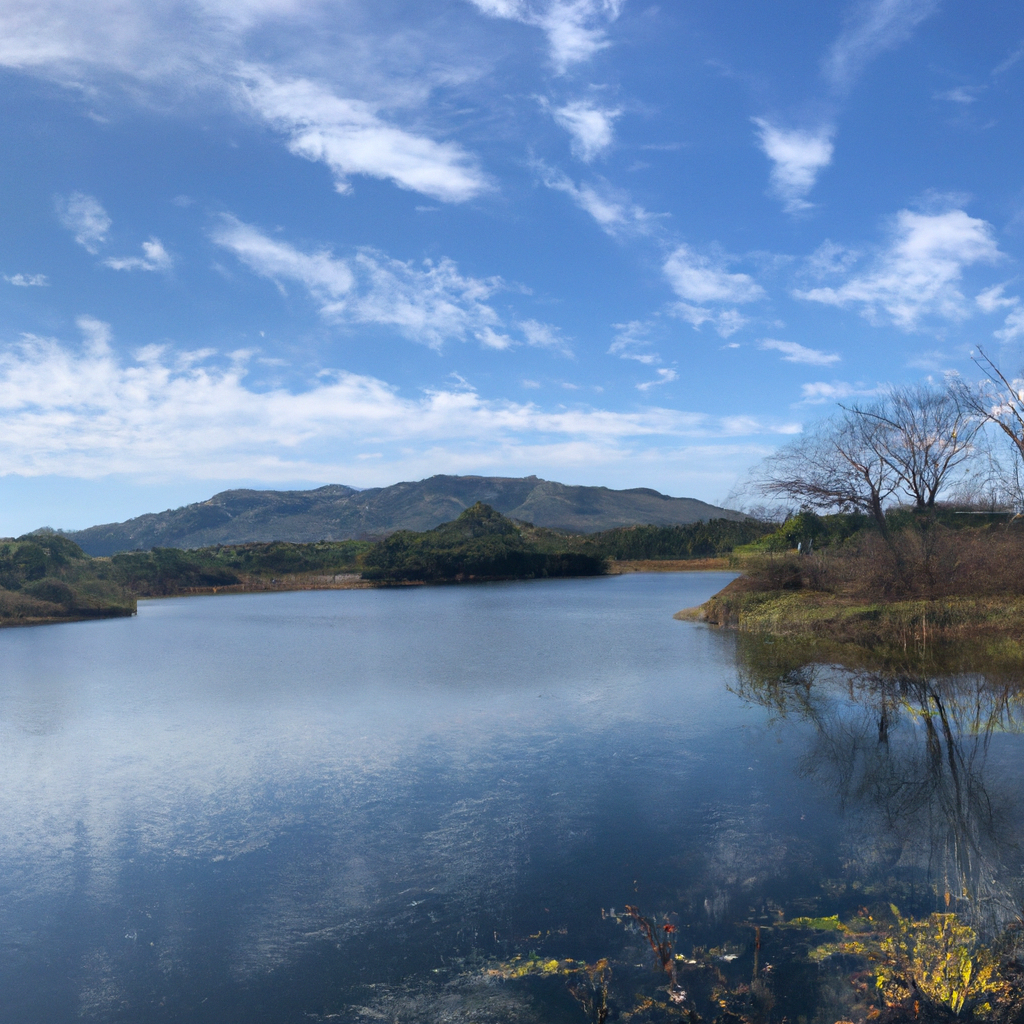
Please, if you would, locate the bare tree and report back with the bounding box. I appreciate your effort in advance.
[754,409,899,531]
[843,382,984,509]
[959,347,1024,470]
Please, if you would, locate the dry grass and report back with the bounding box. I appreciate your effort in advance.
[679,524,1024,657]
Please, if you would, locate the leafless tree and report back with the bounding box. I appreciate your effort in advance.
[956,348,1024,503]
[754,409,899,531]
[842,382,984,509]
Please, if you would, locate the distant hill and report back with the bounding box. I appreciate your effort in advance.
[63,475,747,556]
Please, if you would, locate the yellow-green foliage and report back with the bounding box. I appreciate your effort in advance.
[810,907,1007,1016]
[784,914,845,932]
[877,907,1003,1016]
[485,954,607,980]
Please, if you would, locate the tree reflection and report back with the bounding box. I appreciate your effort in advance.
[733,636,1024,937]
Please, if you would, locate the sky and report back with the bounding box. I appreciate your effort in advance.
[0,0,1022,533]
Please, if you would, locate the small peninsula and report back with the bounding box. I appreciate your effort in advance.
[678,508,1024,666]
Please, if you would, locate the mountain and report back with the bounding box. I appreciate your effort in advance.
[63,475,747,556]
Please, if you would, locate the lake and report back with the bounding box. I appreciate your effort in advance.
[1,571,1023,1022]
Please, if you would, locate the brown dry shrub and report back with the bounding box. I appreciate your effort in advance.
[745,523,1024,601]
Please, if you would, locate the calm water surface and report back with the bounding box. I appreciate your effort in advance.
[1,572,1022,1022]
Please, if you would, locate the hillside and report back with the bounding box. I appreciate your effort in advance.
[0,532,135,625]
[63,475,746,555]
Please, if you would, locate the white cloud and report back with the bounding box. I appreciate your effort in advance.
[469,0,625,73]
[211,215,355,300]
[794,209,1002,329]
[803,240,860,279]
[213,216,568,353]
[823,0,940,93]
[537,163,656,236]
[671,303,749,339]
[798,380,882,405]
[104,238,173,272]
[56,192,111,253]
[608,320,659,364]
[973,283,1024,341]
[636,368,677,391]
[936,86,983,104]
[552,100,620,161]
[759,339,840,366]
[0,321,794,482]
[996,308,1024,342]
[976,283,1019,313]
[4,273,48,287]
[663,244,765,305]
[753,119,833,213]
[517,318,573,356]
[241,69,489,203]
[351,251,507,351]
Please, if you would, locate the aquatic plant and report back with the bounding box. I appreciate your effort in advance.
[875,907,1005,1016]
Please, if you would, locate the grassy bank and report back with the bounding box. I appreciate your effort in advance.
[677,511,1024,661]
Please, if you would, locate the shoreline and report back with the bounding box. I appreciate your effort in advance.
[3,560,732,626]
[142,559,732,599]
[676,574,1024,665]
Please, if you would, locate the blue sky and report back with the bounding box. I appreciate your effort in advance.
[0,0,1021,533]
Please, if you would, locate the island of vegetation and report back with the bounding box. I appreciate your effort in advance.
[680,358,1024,664]
[0,503,769,627]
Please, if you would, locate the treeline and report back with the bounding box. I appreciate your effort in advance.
[0,505,764,624]
[110,540,370,595]
[566,518,769,560]
[0,532,135,623]
[362,503,605,582]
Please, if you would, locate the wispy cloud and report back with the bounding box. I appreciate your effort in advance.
[537,163,656,236]
[608,320,659,364]
[794,208,1002,329]
[975,284,1024,341]
[935,86,983,105]
[551,99,620,160]
[469,0,625,73]
[802,240,860,279]
[996,308,1024,342]
[671,304,749,339]
[211,216,354,300]
[823,0,940,93]
[56,192,110,253]
[517,318,574,356]
[212,216,570,354]
[976,283,1018,313]
[759,339,840,365]
[663,244,765,305]
[104,238,173,272]
[241,69,490,203]
[0,320,791,481]
[798,380,882,404]
[636,368,677,391]
[753,119,833,213]
[4,273,48,287]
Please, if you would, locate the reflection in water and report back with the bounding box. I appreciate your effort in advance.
[734,635,1024,937]
[1,578,1023,1021]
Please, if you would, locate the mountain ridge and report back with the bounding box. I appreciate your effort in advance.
[62,475,747,556]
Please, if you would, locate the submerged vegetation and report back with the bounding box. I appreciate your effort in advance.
[482,654,1024,1023]
[484,902,1024,1023]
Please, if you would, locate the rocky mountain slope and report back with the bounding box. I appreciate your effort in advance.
[64,475,746,555]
